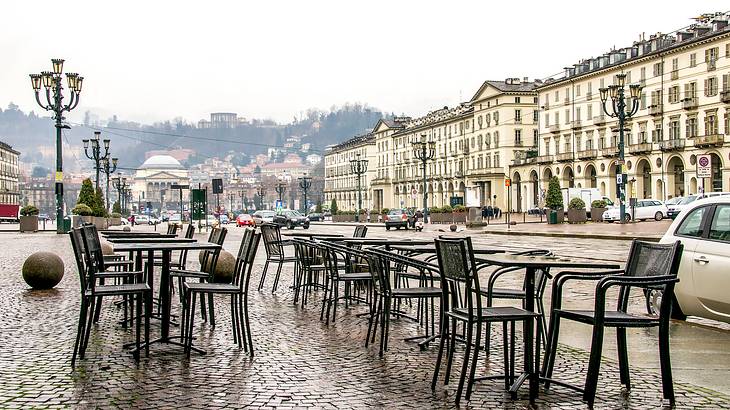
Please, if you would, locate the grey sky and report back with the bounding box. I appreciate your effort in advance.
[2,1,724,124]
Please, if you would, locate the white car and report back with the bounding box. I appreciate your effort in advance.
[252,210,276,225]
[134,215,150,224]
[652,196,730,324]
[602,199,667,222]
[667,192,730,219]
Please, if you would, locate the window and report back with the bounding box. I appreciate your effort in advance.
[669,118,680,140]
[544,113,550,126]
[576,107,581,121]
[690,53,697,68]
[587,82,593,95]
[705,77,718,97]
[676,206,707,237]
[705,47,719,70]
[564,109,570,124]
[709,205,730,242]
[494,112,499,125]
[653,62,663,77]
[494,131,499,148]
[668,86,680,103]
[514,129,522,145]
[494,152,500,168]
[686,116,698,138]
[705,111,719,135]
[533,110,538,122]
[515,97,521,104]
[554,112,559,125]
[587,104,592,119]
[555,91,559,102]
[671,58,679,80]
[576,85,581,96]
[533,129,538,146]
[515,109,522,123]
[685,82,697,100]
[640,67,646,83]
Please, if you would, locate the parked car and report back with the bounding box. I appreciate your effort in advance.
[602,199,667,222]
[148,215,161,225]
[273,209,310,229]
[206,214,220,228]
[135,215,150,225]
[168,213,183,227]
[252,210,276,225]
[665,196,683,207]
[307,212,324,222]
[667,193,730,219]
[120,217,131,226]
[236,213,255,227]
[161,214,170,222]
[219,214,230,225]
[384,208,415,230]
[649,196,730,324]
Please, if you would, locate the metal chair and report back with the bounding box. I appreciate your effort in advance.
[166,223,179,235]
[353,224,368,238]
[291,239,328,307]
[317,241,372,324]
[258,223,296,292]
[181,228,260,357]
[431,237,539,403]
[542,240,683,406]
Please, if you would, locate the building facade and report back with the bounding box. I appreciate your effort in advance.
[323,134,376,212]
[132,155,190,213]
[0,141,20,205]
[511,12,730,210]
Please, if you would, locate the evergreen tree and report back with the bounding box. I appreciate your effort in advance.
[330,198,338,215]
[545,176,563,210]
[77,178,95,207]
[92,187,107,217]
[112,200,122,214]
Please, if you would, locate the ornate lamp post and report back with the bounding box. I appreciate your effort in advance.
[298,174,313,215]
[412,133,436,223]
[102,156,118,212]
[257,185,267,210]
[113,176,128,214]
[600,73,642,223]
[349,154,368,222]
[29,58,83,233]
[275,180,287,206]
[82,131,112,191]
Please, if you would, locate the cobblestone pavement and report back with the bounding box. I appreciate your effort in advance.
[1,226,729,409]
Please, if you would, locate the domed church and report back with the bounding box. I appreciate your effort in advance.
[132,155,189,213]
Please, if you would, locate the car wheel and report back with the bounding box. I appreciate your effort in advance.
[385,226,391,231]
[654,212,663,221]
[404,223,409,230]
[303,224,310,229]
[645,289,686,320]
[623,214,631,222]
[287,222,295,230]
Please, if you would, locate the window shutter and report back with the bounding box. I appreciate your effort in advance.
[704,79,709,97]
[723,74,729,92]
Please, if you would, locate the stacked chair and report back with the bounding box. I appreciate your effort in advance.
[258,223,296,292]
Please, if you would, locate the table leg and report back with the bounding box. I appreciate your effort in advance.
[160,249,171,339]
[509,266,537,402]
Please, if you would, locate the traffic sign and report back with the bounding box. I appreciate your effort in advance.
[697,154,711,178]
[505,178,511,187]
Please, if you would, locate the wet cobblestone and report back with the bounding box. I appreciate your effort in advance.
[0,229,728,409]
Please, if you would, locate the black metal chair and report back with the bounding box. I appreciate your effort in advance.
[166,223,179,235]
[170,227,227,325]
[258,223,296,292]
[317,241,372,324]
[70,225,151,366]
[181,228,260,357]
[290,238,328,307]
[431,237,539,403]
[353,224,368,238]
[542,240,683,406]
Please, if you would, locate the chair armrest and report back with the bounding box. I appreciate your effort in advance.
[593,275,679,318]
[550,269,625,311]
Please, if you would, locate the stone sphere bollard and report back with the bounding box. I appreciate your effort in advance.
[101,240,114,255]
[22,252,64,289]
[449,224,457,232]
[123,226,131,232]
[199,250,236,283]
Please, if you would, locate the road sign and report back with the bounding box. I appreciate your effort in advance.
[212,178,223,194]
[275,200,283,211]
[191,189,206,220]
[505,178,511,187]
[411,188,417,200]
[171,184,190,190]
[616,173,623,184]
[697,154,712,178]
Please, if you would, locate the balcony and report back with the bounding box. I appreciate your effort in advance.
[514,140,524,147]
[571,120,582,130]
[649,104,663,116]
[371,176,391,185]
[601,146,619,157]
[548,124,561,134]
[577,149,597,160]
[462,146,470,155]
[514,118,522,124]
[556,152,573,162]
[628,143,653,154]
[658,139,685,151]
[593,115,606,125]
[721,90,730,104]
[682,97,698,110]
[708,59,717,71]
[535,155,554,164]
[454,171,464,178]
[439,152,446,159]
[692,134,724,148]
[543,101,550,110]
[564,97,570,106]
[586,91,593,101]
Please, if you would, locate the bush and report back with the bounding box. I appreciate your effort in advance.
[453,205,467,213]
[315,200,323,214]
[545,176,563,210]
[359,209,367,215]
[569,197,586,210]
[20,205,39,216]
[381,208,390,215]
[112,200,122,214]
[591,199,607,209]
[72,204,93,216]
[110,212,122,218]
[330,198,339,215]
[441,205,453,213]
[92,188,107,217]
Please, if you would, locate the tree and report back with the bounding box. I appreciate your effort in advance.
[92,188,107,217]
[112,200,122,214]
[330,198,338,215]
[545,176,563,210]
[31,166,50,178]
[77,178,95,208]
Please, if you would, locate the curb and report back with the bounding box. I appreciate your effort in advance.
[475,229,661,242]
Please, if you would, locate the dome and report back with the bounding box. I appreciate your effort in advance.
[140,155,184,170]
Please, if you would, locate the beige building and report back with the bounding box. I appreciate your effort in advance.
[0,141,20,205]
[511,12,730,210]
[323,133,376,212]
[132,155,190,212]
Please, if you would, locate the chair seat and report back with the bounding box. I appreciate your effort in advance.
[557,309,660,327]
[104,260,134,268]
[88,283,150,296]
[391,286,442,297]
[449,306,538,322]
[96,269,143,279]
[480,287,527,299]
[184,282,239,293]
[170,269,209,279]
[148,260,184,269]
[339,272,372,281]
[269,255,297,262]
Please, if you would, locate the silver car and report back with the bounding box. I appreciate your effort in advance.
[252,210,276,225]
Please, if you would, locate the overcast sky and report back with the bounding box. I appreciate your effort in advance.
[2,1,725,124]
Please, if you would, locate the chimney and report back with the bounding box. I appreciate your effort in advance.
[523,77,529,83]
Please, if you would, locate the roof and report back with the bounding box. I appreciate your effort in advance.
[139,155,184,170]
[327,133,375,154]
[0,140,19,155]
[484,80,538,93]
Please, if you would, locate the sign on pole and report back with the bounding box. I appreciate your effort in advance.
[505,178,511,187]
[697,154,712,178]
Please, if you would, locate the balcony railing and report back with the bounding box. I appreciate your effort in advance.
[708,59,717,71]
[658,139,685,151]
[463,146,470,155]
[601,146,619,157]
[556,152,573,162]
[564,97,570,106]
[692,134,724,147]
[721,90,730,104]
[454,171,464,178]
[535,155,554,164]
[586,91,593,101]
[682,97,698,110]
[593,115,606,125]
[571,119,582,130]
[576,149,597,159]
[514,140,523,147]
[514,118,522,124]
[649,104,663,116]
[543,101,550,110]
[628,143,653,154]
[439,152,446,159]
[548,124,561,134]
[371,176,391,184]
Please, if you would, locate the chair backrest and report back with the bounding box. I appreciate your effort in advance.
[293,238,319,270]
[201,227,227,277]
[176,224,196,268]
[232,228,261,291]
[509,248,553,297]
[435,237,481,313]
[353,224,368,238]
[260,223,284,257]
[69,228,89,296]
[167,224,178,235]
[618,239,683,311]
[79,224,105,293]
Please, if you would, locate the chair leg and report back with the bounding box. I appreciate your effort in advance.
[199,290,207,322]
[134,293,142,361]
[616,327,631,390]
[144,291,151,357]
[542,313,562,387]
[431,312,449,390]
[456,321,474,403]
[502,322,510,392]
[207,292,216,327]
[319,275,329,321]
[272,261,283,293]
[465,321,483,400]
[187,292,197,358]
[582,323,606,406]
[72,298,89,367]
[658,321,675,403]
[258,260,270,291]
[81,297,97,358]
[378,297,387,357]
[231,295,239,346]
[445,317,458,385]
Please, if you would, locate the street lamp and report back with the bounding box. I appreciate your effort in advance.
[113,176,128,214]
[600,72,642,223]
[349,154,368,222]
[103,156,118,212]
[412,133,436,223]
[298,174,313,215]
[29,58,83,233]
[82,131,113,192]
[275,180,286,207]
[257,185,267,210]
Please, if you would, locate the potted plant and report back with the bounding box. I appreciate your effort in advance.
[91,188,108,229]
[109,212,122,226]
[545,176,564,224]
[19,205,39,233]
[567,197,587,223]
[590,199,608,222]
[453,205,467,223]
[72,203,93,226]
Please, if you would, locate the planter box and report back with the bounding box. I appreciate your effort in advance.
[567,208,587,224]
[109,217,122,226]
[92,216,109,230]
[430,213,449,223]
[332,214,357,223]
[19,215,38,232]
[452,213,467,224]
[590,207,607,222]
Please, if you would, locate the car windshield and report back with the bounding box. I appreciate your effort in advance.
[679,195,698,205]
[388,209,403,215]
[285,210,302,217]
[170,214,181,221]
[666,197,683,205]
